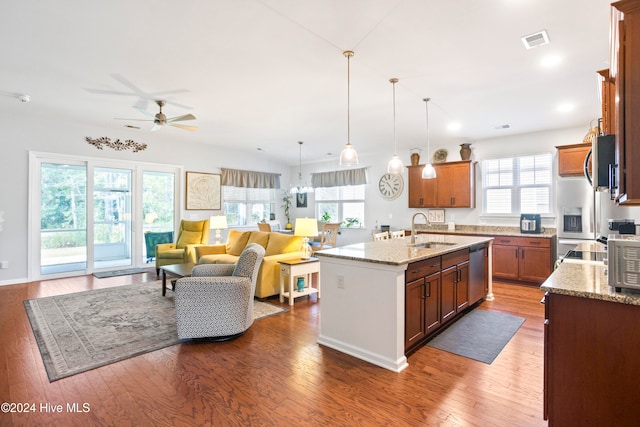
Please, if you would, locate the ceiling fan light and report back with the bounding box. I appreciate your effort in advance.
[387,154,404,174]
[422,163,437,179]
[339,143,359,166]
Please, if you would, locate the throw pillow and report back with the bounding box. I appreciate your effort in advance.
[247,231,270,249]
[265,232,303,256]
[226,229,250,256]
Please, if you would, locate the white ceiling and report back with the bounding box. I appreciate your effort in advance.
[0,0,613,166]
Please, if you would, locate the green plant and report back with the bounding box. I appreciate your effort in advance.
[321,211,331,222]
[343,217,360,228]
[281,192,292,224]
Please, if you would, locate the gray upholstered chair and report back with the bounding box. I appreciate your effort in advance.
[174,243,265,340]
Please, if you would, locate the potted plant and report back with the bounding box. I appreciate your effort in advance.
[343,217,360,228]
[282,192,293,230]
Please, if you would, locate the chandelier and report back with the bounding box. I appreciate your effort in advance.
[290,141,314,194]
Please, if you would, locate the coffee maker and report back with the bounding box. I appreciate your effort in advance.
[520,214,541,234]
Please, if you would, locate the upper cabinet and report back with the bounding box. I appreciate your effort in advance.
[407,160,476,208]
[556,143,591,177]
[610,0,640,205]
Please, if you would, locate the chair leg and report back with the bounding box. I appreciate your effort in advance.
[156,268,160,277]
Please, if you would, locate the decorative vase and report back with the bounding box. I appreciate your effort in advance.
[459,143,472,160]
[296,277,305,292]
[410,153,420,166]
[285,222,292,230]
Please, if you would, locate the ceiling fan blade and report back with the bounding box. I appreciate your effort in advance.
[168,123,198,131]
[150,124,162,132]
[133,106,156,118]
[115,117,152,121]
[166,114,196,123]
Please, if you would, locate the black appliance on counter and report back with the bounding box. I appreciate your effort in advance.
[609,219,636,235]
[520,214,541,234]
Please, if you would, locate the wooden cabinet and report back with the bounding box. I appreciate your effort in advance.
[611,1,640,205]
[405,257,441,352]
[405,248,472,353]
[597,68,616,135]
[492,236,553,284]
[544,292,640,426]
[556,143,591,177]
[407,161,475,208]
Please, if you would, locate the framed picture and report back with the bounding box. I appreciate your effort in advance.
[296,192,307,208]
[186,172,221,210]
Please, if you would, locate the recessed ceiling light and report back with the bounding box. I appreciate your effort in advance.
[540,54,562,68]
[521,30,550,49]
[557,103,574,113]
[447,122,462,132]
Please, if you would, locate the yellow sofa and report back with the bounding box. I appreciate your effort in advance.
[196,229,304,298]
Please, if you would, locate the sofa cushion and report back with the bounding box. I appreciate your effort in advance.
[247,231,270,249]
[199,254,239,264]
[176,230,203,249]
[265,232,303,256]
[183,219,207,232]
[226,229,251,256]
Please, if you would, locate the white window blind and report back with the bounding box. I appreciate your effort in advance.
[223,187,276,226]
[482,153,552,215]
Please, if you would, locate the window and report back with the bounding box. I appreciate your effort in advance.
[315,185,365,228]
[223,187,276,226]
[482,153,552,215]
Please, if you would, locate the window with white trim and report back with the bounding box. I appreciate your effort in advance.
[223,187,276,226]
[482,153,552,215]
[315,185,365,228]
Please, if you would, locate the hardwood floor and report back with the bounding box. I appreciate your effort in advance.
[1,273,548,426]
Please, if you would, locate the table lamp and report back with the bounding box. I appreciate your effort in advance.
[210,215,228,244]
[294,218,318,259]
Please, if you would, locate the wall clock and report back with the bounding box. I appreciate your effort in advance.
[378,173,404,200]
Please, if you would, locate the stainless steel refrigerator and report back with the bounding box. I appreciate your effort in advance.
[556,176,598,256]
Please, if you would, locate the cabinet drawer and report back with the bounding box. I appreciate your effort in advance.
[493,236,551,248]
[406,257,441,283]
[442,248,469,269]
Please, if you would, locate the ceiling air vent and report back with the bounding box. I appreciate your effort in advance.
[494,124,511,130]
[521,30,549,49]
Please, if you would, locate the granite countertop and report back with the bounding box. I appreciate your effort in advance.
[314,234,492,266]
[414,224,556,238]
[541,260,640,306]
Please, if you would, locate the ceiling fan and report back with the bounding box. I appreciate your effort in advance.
[117,100,198,131]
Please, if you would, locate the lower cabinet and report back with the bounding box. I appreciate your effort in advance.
[405,248,471,353]
[492,236,554,284]
[544,292,640,426]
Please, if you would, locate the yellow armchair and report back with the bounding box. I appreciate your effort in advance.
[155,219,210,275]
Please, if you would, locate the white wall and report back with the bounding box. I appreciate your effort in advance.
[290,125,640,246]
[0,111,291,285]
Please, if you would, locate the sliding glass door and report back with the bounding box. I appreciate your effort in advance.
[32,153,179,280]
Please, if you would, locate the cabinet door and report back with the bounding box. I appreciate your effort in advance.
[405,278,426,350]
[441,266,457,323]
[557,144,590,177]
[407,165,437,208]
[492,244,519,280]
[519,246,552,283]
[437,162,474,208]
[424,272,441,334]
[456,261,469,312]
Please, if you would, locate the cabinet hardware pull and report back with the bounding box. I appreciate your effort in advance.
[425,281,431,298]
[529,241,541,245]
[522,249,525,259]
[515,248,518,258]
[411,269,422,274]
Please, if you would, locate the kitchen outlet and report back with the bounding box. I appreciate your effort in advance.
[0,261,8,269]
[337,274,345,289]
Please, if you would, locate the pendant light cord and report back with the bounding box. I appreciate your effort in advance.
[424,98,430,155]
[392,79,397,154]
[347,53,351,145]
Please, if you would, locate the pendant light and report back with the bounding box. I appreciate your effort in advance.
[339,50,359,166]
[421,98,437,179]
[290,141,314,194]
[387,77,404,174]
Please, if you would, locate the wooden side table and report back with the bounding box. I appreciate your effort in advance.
[278,258,321,306]
[159,263,195,296]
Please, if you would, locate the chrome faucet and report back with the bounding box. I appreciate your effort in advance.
[411,212,430,244]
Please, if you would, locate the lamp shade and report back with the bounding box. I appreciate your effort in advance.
[294,218,318,237]
[210,215,228,229]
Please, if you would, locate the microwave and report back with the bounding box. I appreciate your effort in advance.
[589,134,615,190]
[608,234,640,291]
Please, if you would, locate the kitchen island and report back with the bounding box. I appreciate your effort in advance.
[314,234,493,372]
[541,250,640,426]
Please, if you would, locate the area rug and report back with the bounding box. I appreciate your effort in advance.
[24,282,288,381]
[426,310,525,364]
[93,268,149,278]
